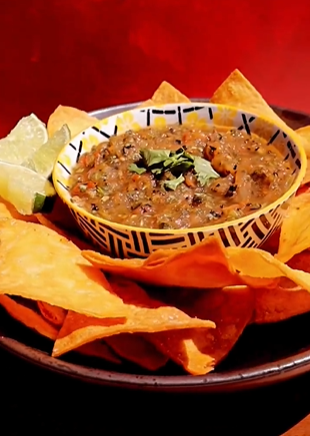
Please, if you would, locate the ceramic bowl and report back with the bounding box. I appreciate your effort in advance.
[52,103,306,258]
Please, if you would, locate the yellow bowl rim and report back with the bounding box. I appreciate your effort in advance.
[53,102,307,236]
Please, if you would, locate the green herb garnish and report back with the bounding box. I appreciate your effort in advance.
[162,175,185,191]
[128,163,147,175]
[128,147,219,189]
[140,149,170,167]
[193,156,220,186]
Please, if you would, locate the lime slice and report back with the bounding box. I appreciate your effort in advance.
[0,162,56,215]
[0,114,48,164]
[23,124,71,178]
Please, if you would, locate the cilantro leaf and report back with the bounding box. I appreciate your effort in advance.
[162,175,185,191]
[193,156,220,186]
[129,146,219,187]
[128,163,147,175]
[140,149,171,167]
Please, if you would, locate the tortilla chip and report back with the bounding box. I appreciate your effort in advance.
[83,236,242,289]
[254,250,310,323]
[0,295,58,340]
[0,219,127,318]
[253,280,310,323]
[52,277,215,357]
[227,246,310,292]
[137,99,155,108]
[37,301,67,327]
[147,286,254,375]
[296,125,310,141]
[138,81,190,108]
[276,193,310,263]
[297,182,310,196]
[105,334,168,371]
[211,70,287,125]
[296,127,310,183]
[211,69,310,158]
[0,197,38,222]
[302,164,310,185]
[47,105,98,139]
[76,341,122,365]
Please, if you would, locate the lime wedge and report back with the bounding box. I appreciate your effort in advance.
[0,114,48,164]
[0,162,56,215]
[23,124,71,178]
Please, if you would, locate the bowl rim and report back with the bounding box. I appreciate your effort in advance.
[53,102,307,235]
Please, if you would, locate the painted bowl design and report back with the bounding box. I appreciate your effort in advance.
[53,103,306,258]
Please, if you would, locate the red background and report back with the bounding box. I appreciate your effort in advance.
[1,0,310,136]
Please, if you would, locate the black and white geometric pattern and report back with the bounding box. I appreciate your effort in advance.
[53,103,305,258]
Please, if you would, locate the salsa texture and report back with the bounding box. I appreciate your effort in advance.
[69,124,293,229]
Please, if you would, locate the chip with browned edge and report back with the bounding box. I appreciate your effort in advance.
[0,295,58,340]
[0,197,38,222]
[138,81,190,108]
[146,285,254,375]
[37,301,67,327]
[0,294,121,364]
[227,245,310,292]
[276,193,310,263]
[83,237,242,289]
[211,69,310,159]
[47,105,98,139]
[254,251,310,324]
[52,277,215,357]
[296,126,310,183]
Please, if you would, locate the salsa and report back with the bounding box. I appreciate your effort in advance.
[69,124,293,229]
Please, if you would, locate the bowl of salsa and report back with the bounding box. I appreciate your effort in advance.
[53,103,306,258]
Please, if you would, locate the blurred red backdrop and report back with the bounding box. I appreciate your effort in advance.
[1,0,310,136]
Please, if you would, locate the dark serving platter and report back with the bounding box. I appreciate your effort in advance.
[1,100,310,393]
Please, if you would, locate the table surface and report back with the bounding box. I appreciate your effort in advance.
[2,345,310,436]
[2,2,310,434]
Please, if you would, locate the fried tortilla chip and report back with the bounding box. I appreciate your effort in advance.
[211,69,310,158]
[147,286,254,375]
[52,277,215,357]
[296,126,310,183]
[296,126,310,138]
[0,197,38,222]
[84,233,310,293]
[227,246,310,292]
[211,69,280,122]
[302,164,310,185]
[253,280,310,323]
[37,301,67,327]
[276,193,310,263]
[138,99,155,108]
[76,341,122,364]
[0,295,58,340]
[254,250,310,322]
[296,182,310,196]
[105,334,168,371]
[83,237,241,289]
[47,105,98,139]
[138,81,190,108]
[0,219,125,318]
[0,220,214,343]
